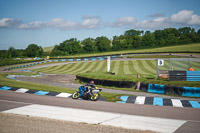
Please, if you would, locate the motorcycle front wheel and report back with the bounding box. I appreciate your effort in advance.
[72,92,80,99]
[90,93,100,101]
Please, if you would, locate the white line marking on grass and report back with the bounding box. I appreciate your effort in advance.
[112,61,120,74]
[133,60,147,74]
[124,61,132,74]
[94,61,104,71]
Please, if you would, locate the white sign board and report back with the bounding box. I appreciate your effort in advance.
[158,59,164,66]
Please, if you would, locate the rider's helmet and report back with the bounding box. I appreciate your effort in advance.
[90,80,94,84]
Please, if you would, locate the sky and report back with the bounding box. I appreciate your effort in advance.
[0,0,200,50]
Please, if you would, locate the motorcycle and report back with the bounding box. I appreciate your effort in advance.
[72,85,102,101]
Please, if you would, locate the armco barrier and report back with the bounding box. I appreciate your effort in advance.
[76,75,135,88]
[138,82,200,97]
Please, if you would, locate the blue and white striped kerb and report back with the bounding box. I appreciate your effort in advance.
[117,96,200,109]
[0,86,72,98]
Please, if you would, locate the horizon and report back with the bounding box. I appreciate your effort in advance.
[0,0,200,50]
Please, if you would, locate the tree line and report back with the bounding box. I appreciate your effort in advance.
[51,27,200,56]
[1,27,200,58]
[0,44,43,59]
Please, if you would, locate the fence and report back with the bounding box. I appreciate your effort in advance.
[158,58,200,79]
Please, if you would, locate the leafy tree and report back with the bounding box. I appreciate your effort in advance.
[82,38,96,53]
[112,36,121,51]
[95,36,111,52]
[154,30,166,46]
[145,31,151,35]
[50,45,65,56]
[7,47,16,58]
[165,33,178,45]
[119,35,131,49]
[58,38,81,55]
[25,44,43,57]
[141,33,156,48]
[132,36,142,48]
[197,29,200,35]
[124,29,143,36]
[0,50,8,59]
[15,49,25,57]
[179,35,192,44]
[178,27,193,35]
[185,34,200,43]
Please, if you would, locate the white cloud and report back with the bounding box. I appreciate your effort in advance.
[135,17,169,29]
[0,10,199,31]
[169,10,194,24]
[47,18,78,30]
[188,14,200,25]
[111,10,200,30]
[0,16,101,30]
[147,13,166,18]
[18,21,45,29]
[81,16,101,29]
[0,18,21,28]
[112,17,137,27]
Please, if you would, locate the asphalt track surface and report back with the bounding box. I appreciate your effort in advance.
[0,90,200,133]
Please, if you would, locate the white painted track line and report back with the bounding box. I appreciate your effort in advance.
[3,104,186,133]
[56,93,72,98]
[15,88,29,93]
[102,114,186,133]
[3,104,119,124]
[135,96,145,104]
[171,99,183,108]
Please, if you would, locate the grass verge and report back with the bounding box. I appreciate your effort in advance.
[126,55,197,58]
[50,43,200,58]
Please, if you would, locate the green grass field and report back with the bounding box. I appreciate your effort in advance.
[33,59,200,76]
[33,59,200,87]
[48,43,200,58]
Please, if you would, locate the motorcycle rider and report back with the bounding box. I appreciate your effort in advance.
[79,80,96,96]
[86,80,95,88]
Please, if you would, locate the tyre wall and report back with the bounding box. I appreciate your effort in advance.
[76,75,135,88]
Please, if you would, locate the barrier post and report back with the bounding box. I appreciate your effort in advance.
[156,59,158,79]
[107,56,110,72]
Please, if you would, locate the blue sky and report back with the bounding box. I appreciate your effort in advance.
[0,0,200,50]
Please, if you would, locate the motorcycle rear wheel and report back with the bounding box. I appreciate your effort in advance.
[90,93,100,101]
[72,92,80,99]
